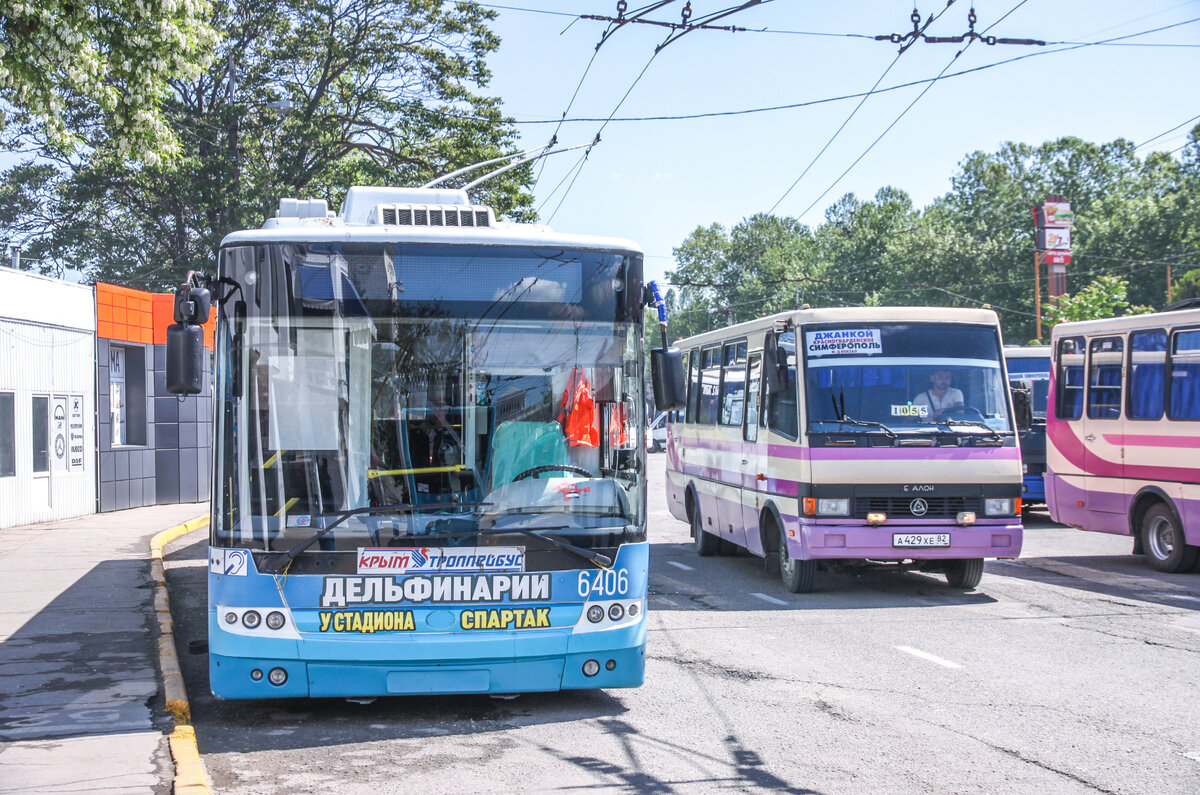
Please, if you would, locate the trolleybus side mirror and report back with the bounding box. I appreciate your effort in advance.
[651,347,686,411]
[166,283,212,396]
[1010,379,1033,432]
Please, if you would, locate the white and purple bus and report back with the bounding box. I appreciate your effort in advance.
[1046,305,1200,572]
[665,307,1025,592]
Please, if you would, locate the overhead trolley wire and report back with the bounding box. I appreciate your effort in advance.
[766,1,961,215]
[1137,113,1200,149]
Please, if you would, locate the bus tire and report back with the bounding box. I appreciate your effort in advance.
[1141,503,1198,573]
[779,526,816,593]
[944,559,984,589]
[692,506,719,557]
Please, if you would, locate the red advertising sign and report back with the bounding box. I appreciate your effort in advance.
[1044,251,1072,265]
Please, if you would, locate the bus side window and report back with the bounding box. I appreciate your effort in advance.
[744,353,761,442]
[697,347,721,424]
[1169,328,1200,420]
[1128,330,1166,420]
[1055,336,1085,420]
[685,349,699,423]
[1087,336,1124,420]
[719,341,747,426]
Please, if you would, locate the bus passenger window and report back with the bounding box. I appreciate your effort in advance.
[697,347,721,424]
[1129,330,1166,420]
[719,341,747,426]
[766,333,798,439]
[685,350,699,423]
[1055,336,1085,420]
[1087,336,1124,420]
[744,353,762,442]
[1169,329,1200,420]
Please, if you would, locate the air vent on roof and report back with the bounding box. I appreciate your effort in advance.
[368,203,494,228]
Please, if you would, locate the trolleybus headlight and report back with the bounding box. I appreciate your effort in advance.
[250,669,263,681]
[224,611,238,625]
[608,603,625,621]
[605,660,617,671]
[957,511,977,525]
[268,667,288,686]
[627,602,639,617]
[582,659,600,677]
[984,498,1015,516]
[587,605,605,623]
[241,610,262,629]
[266,611,286,630]
[816,498,850,517]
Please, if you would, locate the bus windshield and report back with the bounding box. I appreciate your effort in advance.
[214,242,645,553]
[1005,355,1051,417]
[804,323,1012,434]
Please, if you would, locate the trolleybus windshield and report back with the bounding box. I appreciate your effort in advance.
[213,242,645,556]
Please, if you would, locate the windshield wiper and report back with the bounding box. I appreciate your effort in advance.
[386,524,613,569]
[836,415,897,439]
[941,419,1006,440]
[259,501,492,574]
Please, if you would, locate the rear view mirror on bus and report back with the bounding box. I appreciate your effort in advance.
[764,332,790,391]
[166,280,211,396]
[651,347,686,411]
[1010,380,1033,432]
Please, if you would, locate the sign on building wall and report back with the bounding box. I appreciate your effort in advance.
[69,394,85,471]
[52,397,68,471]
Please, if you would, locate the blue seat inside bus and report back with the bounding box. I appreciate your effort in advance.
[488,420,570,490]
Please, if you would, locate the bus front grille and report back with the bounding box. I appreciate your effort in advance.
[853,497,980,519]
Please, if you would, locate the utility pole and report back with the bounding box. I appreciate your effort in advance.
[1034,249,1043,342]
[1167,262,1173,304]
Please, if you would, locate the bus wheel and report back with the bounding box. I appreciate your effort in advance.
[692,507,719,557]
[945,559,984,589]
[779,527,816,593]
[1141,503,1198,573]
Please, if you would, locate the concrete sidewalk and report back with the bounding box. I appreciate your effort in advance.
[0,503,208,794]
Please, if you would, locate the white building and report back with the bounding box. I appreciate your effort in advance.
[0,269,97,528]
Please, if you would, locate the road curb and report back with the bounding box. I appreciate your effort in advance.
[150,515,212,795]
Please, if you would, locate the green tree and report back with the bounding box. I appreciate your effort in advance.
[0,0,218,162]
[1,0,531,288]
[1177,267,1200,301]
[1044,275,1154,328]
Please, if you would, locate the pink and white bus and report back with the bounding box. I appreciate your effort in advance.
[664,308,1025,592]
[1046,305,1200,572]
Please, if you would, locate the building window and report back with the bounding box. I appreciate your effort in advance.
[32,396,49,473]
[109,345,147,446]
[0,392,14,477]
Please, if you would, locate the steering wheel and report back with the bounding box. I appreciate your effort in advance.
[941,405,986,421]
[512,464,594,482]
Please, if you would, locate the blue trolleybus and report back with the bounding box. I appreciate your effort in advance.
[172,186,667,699]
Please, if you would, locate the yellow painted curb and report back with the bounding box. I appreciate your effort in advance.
[151,515,213,795]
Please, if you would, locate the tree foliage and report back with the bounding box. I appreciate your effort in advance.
[1044,275,1154,328]
[0,0,217,161]
[0,0,532,288]
[667,128,1200,344]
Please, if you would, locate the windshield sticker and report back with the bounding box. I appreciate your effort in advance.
[461,607,551,630]
[806,329,883,357]
[356,547,525,575]
[209,549,249,576]
[319,610,415,633]
[287,515,312,528]
[320,573,550,607]
[890,404,930,418]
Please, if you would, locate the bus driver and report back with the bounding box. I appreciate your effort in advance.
[913,368,964,420]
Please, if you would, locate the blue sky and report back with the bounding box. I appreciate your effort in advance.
[482,1,1200,286]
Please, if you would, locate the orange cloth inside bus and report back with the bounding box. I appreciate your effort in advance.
[558,367,599,448]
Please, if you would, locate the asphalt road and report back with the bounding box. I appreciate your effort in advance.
[164,459,1200,794]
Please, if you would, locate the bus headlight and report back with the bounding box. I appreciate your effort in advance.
[241,610,261,629]
[266,611,286,630]
[984,498,1016,516]
[816,498,850,517]
[586,605,604,623]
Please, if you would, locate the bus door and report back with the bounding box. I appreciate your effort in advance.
[1082,336,1127,524]
[741,352,767,555]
